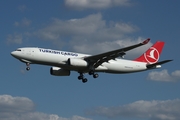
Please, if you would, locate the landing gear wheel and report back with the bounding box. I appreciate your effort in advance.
[78,73,84,80]
[89,71,94,75]
[78,76,83,80]
[93,73,99,78]
[82,78,88,83]
[26,67,30,71]
[78,72,88,83]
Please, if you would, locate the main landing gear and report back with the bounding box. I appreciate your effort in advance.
[89,70,99,78]
[26,63,30,71]
[78,73,88,83]
[78,71,99,83]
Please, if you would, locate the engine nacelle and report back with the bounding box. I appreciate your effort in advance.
[68,58,88,67]
[50,67,70,76]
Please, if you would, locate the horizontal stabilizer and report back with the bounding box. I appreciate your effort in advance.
[146,60,173,69]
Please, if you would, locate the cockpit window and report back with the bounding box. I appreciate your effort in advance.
[16,49,21,51]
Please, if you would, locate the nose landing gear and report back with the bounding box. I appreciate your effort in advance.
[26,63,30,71]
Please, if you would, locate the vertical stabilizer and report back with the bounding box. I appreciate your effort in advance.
[134,41,165,64]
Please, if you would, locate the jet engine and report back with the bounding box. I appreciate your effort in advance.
[50,67,70,76]
[68,58,88,67]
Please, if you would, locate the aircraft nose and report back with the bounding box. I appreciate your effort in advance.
[11,51,16,57]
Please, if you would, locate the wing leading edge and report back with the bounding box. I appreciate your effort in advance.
[84,38,150,68]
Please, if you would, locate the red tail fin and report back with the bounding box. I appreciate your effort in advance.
[134,41,165,64]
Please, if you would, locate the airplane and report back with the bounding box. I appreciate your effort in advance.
[11,38,172,83]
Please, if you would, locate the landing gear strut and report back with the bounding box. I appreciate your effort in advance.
[26,63,30,71]
[78,73,88,83]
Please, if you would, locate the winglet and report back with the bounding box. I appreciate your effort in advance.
[142,38,150,44]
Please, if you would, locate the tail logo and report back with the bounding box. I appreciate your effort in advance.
[144,47,159,63]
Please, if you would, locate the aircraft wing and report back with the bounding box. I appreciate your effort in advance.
[84,38,150,68]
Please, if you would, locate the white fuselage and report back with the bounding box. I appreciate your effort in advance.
[11,47,149,74]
